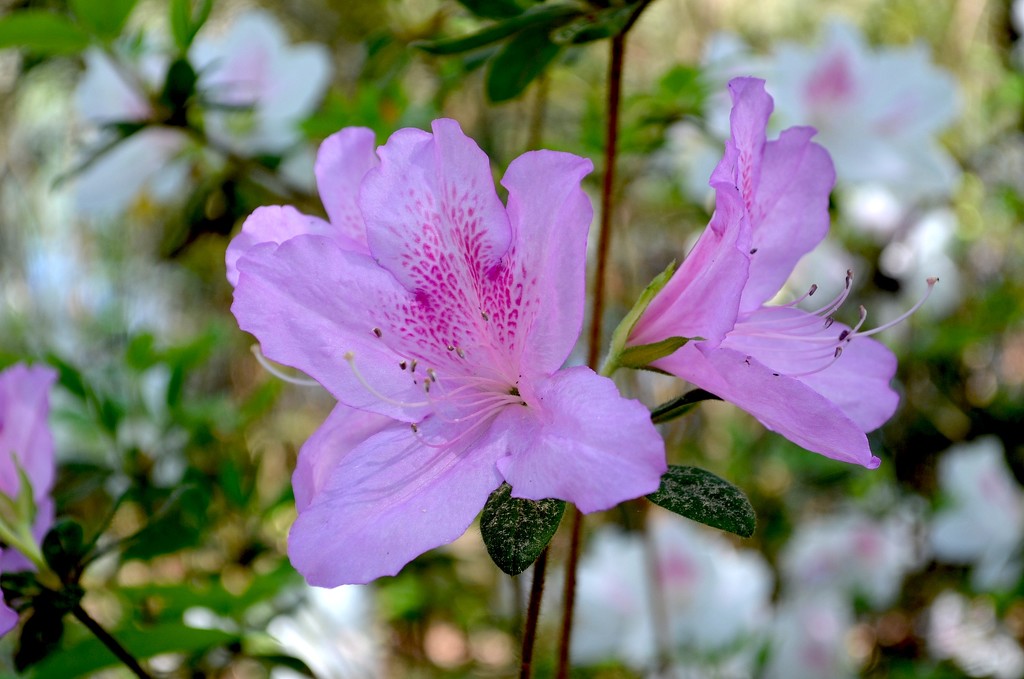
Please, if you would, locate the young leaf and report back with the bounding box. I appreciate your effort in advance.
[69,0,137,39]
[412,3,579,55]
[480,483,564,576]
[42,521,86,581]
[170,0,213,51]
[647,465,756,538]
[456,0,526,19]
[650,388,721,424]
[0,11,90,55]
[485,25,562,103]
[617,336,693,370]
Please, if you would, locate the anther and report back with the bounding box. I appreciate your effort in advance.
[481,311,489,321]
[838,329,850,341]
[410,359,418,372]
[750,248,758,255]
[808,284,817,296]
[446,344,455,352]
[845,269,854,289]
[373,327,383,338]
[824,316,835,329]
[427,368,437,382]
[400,361,407,370]
[411,423,418,433]
[456,347,466,359]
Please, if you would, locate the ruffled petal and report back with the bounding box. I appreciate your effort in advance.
[315,127,379,244]
[656,345,879,468]
[288,417,505,585]
[741,127,834,311]
[0,364,57,502]
[495,366,666,513]
[500,150,594,373]
[225,205,335,286]
[292,403,395,512]
[231,234,431,421]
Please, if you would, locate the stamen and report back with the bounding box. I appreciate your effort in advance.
[780,284,818,308]
[787,346,844,377]
[481,311,489,321]
[250,345,319,387]
[853,278,938,338]
[456,347,466,359]
[344,352,429,408]
[372,327,383,338]
[400,361,407,370]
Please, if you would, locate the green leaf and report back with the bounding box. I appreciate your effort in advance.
[169,0,213,51]
[29,623,237,679]
[647,465,756,538]
[603,259,678,373]
[456,0,526,19]
[15,607,65,672]
[617,336,693,369]
[69,0,137,39]
[551,3,638,44]
[650,388,721,424]
[480,483,564,575]
[41,521,86,580]
[412,3,580,55]
[0,11,90,55]
[485,25,562,103]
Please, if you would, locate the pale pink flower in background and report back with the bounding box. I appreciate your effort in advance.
[780,510,917,608]
[699,21,960,205]
[763,593,856,679]
[72,10,331,216]
[229,119,666,585]
[632,77,928,468]
[0,363,58,636]
[571,516,772,671]
[190,11,331,155]
[930,437,1024,590]
[928,591,1024,679]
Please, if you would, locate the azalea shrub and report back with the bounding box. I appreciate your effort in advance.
[1,1,1023,678]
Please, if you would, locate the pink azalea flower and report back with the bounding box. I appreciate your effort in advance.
[0,363,58,636]
[630,78,934,467]
[229,119,666,585]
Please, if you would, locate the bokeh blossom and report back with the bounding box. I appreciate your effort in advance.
[686,21,960,211]
[930,437,1024,590]
[229,119,666,585]
[631,77,928,467]
[571,516,772,671]
[763,593,856,679]
[72,9,331,215]
[0,363,58,636]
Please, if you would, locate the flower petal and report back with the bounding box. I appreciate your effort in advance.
[657,345,880,468]
[629,185,749,349]
[495,366,666,513]
[315,127,379,244]
[226,205,335,286]
[232,234,431,421]
[0,364,57,502]
[0,566,16,637]
[723,306,898,431]
[741,127,835,311]
[500,150,594,373]
[292,403,394,512]
[288,417,505,586]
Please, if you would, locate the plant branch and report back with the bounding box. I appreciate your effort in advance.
[72,605,153,679]
[518,548,548,679]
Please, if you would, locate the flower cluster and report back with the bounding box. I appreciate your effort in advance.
[228,120,666,585]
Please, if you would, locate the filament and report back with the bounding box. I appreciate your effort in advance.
[251,345,320,387]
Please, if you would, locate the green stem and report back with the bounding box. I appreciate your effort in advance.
[72,605,153,679]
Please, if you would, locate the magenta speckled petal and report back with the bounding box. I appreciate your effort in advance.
[288,416,505,586]
[315,127,379,245]
[495,367,666,513]
[501,151,594,374]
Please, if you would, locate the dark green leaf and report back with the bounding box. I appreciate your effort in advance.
[0,11,90,56]
[485,25,562,103]
[121,484,209,560]
[69,0,137,39]
[160,57,197,121]
[647,465,756,538]
[14,608,65,671]
[412,3,579,55]
[456,0,526,19]
[42,520,86,580]
[650,388,721,424]
[30,623,237,679]
[551,3,638,44]
[480,483,564,575]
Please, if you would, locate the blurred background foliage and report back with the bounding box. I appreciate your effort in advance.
[0,0,1023,677]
